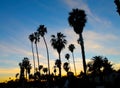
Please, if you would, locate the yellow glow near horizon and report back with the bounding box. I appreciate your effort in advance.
[0,60,120,82]
[0,65,83,82]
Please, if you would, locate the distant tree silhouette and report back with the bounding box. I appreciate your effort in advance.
[65,53,71,71]
[53,65,57,76]
[19,57,32,80]
[50,32,67,77]
[15,73,19,79]
[37,25,50,76]
[55,59,61,76]
[87,56,113,80]
[65,53,70,61]
[43,67,48,75]
[68,8,87,75]
[29,33,36,74]
[19,62,25,80]
[63,62,70,74]
[87,56,103,76]
[68,44,77,75]
[34,32,40,70]
[22,57,32,80]
[102,57,113,75]
[114,0,120,15]
[39,65,43,73]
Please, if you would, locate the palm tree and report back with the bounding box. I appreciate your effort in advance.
[34,32,40,70]
[65,53,70,61]
[63,62,70,74]
[68,8,87,75]
[15,73,19,79]
[43,67,48,75]
[37,25,50,76]
[39,65,43,75]
[50,32,67,77]
[68,44,77,76]
[114,0,120,15]
[53,66,57,76]
[65,53,71,71]
[29,33,36,74]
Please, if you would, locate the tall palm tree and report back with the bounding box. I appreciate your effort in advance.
[29,33,36,74]
[34,32,40,70]
[68,8,87,75]
[37,25,50,76]
[65,53,71,71]
[50,32,67,77]
[68,44,77,75]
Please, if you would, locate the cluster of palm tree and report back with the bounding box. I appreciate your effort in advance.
[29,25,50,76]
[19,57,31,80]
[28,8,87,78]
[50,32,67,77]
[63,44,77,76]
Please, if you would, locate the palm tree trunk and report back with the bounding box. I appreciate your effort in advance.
[26,70,27,80]
[58,53,61,77]
[72,52,77,76]
[35,43,40,70]
[43,36,50,76]
[68,59,71,71]
[79,33,87,76]
[31,42,35,74]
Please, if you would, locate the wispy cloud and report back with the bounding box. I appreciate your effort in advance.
[64,28,120,57]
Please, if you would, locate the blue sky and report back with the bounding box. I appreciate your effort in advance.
[0,0,120,82]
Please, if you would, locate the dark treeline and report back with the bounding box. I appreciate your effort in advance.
[0,1,120,87]
[1,56,120,88]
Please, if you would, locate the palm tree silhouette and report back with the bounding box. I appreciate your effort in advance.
[68,8,87,75]
[63,62,70,74]
[53,65,57,76]
[39,65,43,73]
[34,32,40,70]
[37,25,50,76]
[43,67,48,75]
[65,53,71,71]
[19,62,25,79]
[29,33,36,74]
[50,32,67,77]
[68,44,77,76]
[87,56,113,82]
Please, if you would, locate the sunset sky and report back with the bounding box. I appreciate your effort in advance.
[0,0,120,82]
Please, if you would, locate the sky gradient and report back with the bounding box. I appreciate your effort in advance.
[0,0,120,82]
